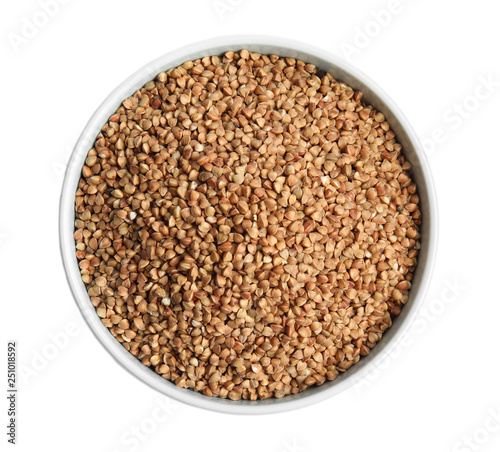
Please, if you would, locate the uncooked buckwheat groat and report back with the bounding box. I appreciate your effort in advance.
[74,50,421,400]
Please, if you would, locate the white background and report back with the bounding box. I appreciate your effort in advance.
[1,1,499,451]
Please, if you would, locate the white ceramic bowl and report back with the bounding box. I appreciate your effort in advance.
[60,35,438,415]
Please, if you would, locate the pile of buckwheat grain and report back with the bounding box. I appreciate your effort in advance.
[74,50,421,400]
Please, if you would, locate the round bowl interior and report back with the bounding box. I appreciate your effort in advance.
[60,35,437,415]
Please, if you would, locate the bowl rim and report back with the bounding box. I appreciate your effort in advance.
[59,34,438,415]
